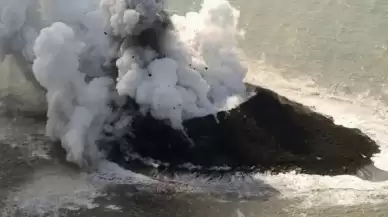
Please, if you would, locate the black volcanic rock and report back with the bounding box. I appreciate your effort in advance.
[100,84,380,176]
[92,0,383,180]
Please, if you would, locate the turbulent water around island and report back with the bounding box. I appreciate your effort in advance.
[2,0,388,216]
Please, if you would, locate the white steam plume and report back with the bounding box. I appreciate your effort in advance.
[1,0,248,166]
[0,0,44,93]
[0,0,107,91]
[33,22,113,166]
[0,0,39,62]
[0,0,115,166]
[108,0,247,129]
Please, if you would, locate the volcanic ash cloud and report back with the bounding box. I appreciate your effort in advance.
[28,0,247,166]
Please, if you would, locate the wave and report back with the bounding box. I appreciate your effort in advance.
[2,0,388,215]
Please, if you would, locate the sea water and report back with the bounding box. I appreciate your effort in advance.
[2,0,388,216]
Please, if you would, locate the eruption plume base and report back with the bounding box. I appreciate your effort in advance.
[0,0,382,180]
[99,83,381,178]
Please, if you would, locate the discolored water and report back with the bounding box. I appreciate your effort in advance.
[2,0,388,216]
[168,0,388,98]
[1,112,388,216]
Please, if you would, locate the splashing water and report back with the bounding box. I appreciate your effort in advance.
[3,0,388,215]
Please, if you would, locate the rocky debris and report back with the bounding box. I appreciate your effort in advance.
[100,84,380,176]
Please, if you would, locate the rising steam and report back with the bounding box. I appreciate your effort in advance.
[0,0,247,167]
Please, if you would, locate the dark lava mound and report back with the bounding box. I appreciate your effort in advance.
[99,84,380,176]
[98,4,380,177]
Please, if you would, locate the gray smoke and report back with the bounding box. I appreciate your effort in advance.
[1,0,248,167]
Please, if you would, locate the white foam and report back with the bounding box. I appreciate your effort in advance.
[236,209,246,217]
[3,168,102,216]
[90,160,158,184]
[2,161,158,216]
[244,59,388,207]
[153,70,388,207]
[2,0,388,211]
[105,204,122,211]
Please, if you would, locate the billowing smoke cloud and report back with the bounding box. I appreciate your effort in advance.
[0,0,113,166]
[33,22,113,166]
[0,0,37,62]
[0,0,43,92]
[0,0,106,91]
[1,0,247,167]
[106,0,247,129]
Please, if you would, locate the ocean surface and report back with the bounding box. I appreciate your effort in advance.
[2,0,388,216]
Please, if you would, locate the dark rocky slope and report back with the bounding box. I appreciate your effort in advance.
[100,84,380,176]
[99,5,380,177]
